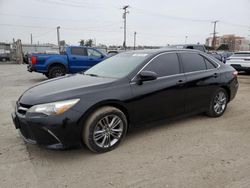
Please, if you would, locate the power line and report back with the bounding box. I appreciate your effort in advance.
[0,23,55,29]
[131,6,250,29]
[0,23,122,33]
[33,30,55,38]
[35,0,114,9]
[220,21,250,29]
[0,13,122,29]
[132,7,212,23]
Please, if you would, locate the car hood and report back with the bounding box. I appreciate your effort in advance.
[19,74,116,105]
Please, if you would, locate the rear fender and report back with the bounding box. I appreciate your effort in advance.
[46,57,68,72]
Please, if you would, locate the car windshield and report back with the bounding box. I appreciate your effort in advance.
[84,52,149,78]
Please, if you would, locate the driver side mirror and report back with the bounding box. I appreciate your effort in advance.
[137,71,157,85]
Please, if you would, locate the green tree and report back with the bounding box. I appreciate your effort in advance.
[79,40,85,46]
[85,39,93,47]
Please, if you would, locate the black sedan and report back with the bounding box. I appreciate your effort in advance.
[12,49,239,153]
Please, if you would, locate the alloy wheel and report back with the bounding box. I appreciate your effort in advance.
[53,68,64,77]
[213,91,227,114]
[93,115,124,148]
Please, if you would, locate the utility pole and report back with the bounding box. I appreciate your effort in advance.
[211,20,219,50]
[248,29,250,50]
[122,5,129,50]
[57,26,61,52]
[30,33,33,45]
[134,31,137,50]
[185,36,188,44]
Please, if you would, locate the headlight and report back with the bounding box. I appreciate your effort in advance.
[27,99,80,116]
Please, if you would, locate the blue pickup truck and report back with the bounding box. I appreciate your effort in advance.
[28,46,107,78]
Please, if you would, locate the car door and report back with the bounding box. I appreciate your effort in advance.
[130,52,187,125]
[86,48,105,67]
[68,47,90,73]
[179,52,220,113]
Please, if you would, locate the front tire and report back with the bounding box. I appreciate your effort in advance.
[206,88,228,117]
[83,106,127,153]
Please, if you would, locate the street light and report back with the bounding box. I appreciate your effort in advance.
[185,36,188,44]
[57,26,60,51]
[134,32,137,50]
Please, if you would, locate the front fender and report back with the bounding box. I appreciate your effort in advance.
[75,99,132,127]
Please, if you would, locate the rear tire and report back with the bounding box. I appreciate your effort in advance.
[83,106,127,153]
[48,65,66,79]
[206,88,228,117]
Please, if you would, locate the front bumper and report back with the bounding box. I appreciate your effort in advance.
[11,106,83,149]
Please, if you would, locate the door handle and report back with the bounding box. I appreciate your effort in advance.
[89,58,94,61]
[213,73,218,78]
[72,57,76,60]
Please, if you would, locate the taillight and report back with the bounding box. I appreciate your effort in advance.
[31,56,37,65]
[233,71,238,77]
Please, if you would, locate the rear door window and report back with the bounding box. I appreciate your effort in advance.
[144,53,180,77]
[71,47,87,56]
[180,53,207,73]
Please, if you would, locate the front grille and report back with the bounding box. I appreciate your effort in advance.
[17,103,32,115]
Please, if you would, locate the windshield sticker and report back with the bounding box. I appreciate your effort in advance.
[132,54,148,57]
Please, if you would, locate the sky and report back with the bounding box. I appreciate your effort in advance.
[0,0,249,46]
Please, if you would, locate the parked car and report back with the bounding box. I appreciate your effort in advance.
[213,51,233,64]
[0,49,10,61]
[226,51,250,74]
[28,46,107,78]
[218,51,233,62]
[168,44,207,52]
[209,52,224,63]
[23,52,33,64]
[12,49,239,153]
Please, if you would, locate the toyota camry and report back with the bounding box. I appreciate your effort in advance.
[12,49,239,153]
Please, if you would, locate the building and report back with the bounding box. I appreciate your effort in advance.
[22,44,59,54]
[205,34,250,51]
[0,42,11,51]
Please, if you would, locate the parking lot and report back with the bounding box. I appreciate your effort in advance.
[0,63,250,188]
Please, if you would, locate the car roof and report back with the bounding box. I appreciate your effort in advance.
[67,46,95,48]
[122,48,202,56]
